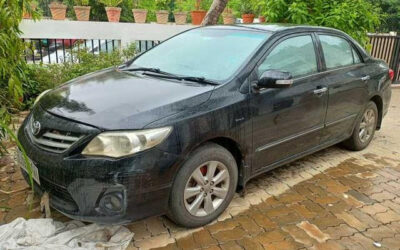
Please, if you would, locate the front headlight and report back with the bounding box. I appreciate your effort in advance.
[82,127,172,158]
[34,89,52,106]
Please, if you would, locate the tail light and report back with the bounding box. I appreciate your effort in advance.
[389,69,394,81]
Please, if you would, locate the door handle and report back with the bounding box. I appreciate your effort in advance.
[313,87,328,95]
[361,75,371,81]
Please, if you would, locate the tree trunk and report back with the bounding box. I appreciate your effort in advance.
[201,0,229,26]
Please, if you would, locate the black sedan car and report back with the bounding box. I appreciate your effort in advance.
[18,24,393,228]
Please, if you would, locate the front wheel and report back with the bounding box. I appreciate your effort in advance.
[168,143,238,228]
[342,101,378,151]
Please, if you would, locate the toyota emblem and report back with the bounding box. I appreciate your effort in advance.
[32,121,41,136]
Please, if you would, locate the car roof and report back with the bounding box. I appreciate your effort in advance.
[201,23,370,61]
[205,23,343,34]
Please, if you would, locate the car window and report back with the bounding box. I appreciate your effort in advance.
[319,35,355,69]
[352,48,361,64]
[257,35,318,78]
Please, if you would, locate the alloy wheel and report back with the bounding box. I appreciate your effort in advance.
[184,161,230,217]
[359,108,376,144]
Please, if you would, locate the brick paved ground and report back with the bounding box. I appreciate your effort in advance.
[1,88,399,250]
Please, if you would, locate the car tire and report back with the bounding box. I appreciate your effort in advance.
[342,101,378,151]
[167,143,238,228]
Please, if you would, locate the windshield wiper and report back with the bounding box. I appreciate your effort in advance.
[121,67,175,76]
[142,72,219,86]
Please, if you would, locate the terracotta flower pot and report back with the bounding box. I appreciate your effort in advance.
[258,16,266,23]
[105,7,121,22]
[132,9,147,23]
[23,3,37,19]
[49,3,67,20]
[191,10,206,25]
[242,14,255,24]
[174,11,187,25]
[74,6,91,21]
[156,10,169,24]
[222,13,235,25]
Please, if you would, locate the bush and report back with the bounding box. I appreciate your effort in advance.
[24,44,136,108]
[258,0,382,47]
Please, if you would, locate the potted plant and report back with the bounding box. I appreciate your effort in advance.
[23,1,38,19]
[174,0,187,25]
[132,0,148,23]
[155,0,169,24]
[48,1,68,20]
[73,0,91,21]
[100,0,122,22]
[222,7,235,25]
[191,0,207,25]
[240,1,255,24]
[254,0,266,23]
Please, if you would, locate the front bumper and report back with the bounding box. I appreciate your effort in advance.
[18,109,181,224]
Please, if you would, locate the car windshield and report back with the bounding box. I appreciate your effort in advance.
[131,28,270,82]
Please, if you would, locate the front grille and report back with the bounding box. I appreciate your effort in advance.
[28,115,84,153]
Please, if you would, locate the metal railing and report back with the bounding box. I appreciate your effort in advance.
[368,34,400,83]
[23,39,121,64]
[23,39,160,64]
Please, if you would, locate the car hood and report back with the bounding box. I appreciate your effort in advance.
[40,68,215,130]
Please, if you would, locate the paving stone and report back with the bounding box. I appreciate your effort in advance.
[323,224,358,240]
[127,221,151,241]
[334,212,368,231]
[349,233,377,249]
[361,203,388,215]
[146,217,168,236]
[336,237,364,249]
[237,236,264,250]
[261,240,298,250]
[311,240,345,250]
[176,235,200,250]
[219,240,243,250]
[277,192,306,204]
[346,190,375,205]
[297,221,330,243]
[207,220,239,234]
[370,191,397,202]
[282,224,315,247]
[254,230,286,245]
[248,211,277,229]
[387,221,400,233]
[374,210,400,224]
[310,214,343,230]
[192,229,218,247]
[363,225,396,241]
[213,227,246,243]
[287,204,316,219]
[350,209,381,228]
[381,235,400,249]
[235,216,263,235]
[134,234,175,249]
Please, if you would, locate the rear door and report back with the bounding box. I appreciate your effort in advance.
[317,34,369,143]
[250,33,328,173]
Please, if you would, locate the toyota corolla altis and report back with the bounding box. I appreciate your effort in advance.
[18,24,393,227]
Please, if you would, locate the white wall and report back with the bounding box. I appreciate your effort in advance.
[20,19,195,47]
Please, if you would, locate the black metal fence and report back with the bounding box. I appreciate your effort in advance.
[369,34,400,83]
[22,39,160,64]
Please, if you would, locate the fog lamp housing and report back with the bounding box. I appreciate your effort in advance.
[98,191,125,215]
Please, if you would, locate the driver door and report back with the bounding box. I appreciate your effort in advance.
[250,34,328,173]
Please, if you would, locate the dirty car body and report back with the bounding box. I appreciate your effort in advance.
[18,24,392,225]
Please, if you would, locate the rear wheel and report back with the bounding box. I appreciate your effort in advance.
[168,143,238,228]
[342,101,378,151]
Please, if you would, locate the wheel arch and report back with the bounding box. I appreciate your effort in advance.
[370,95,383,130]
[188,136,247,190]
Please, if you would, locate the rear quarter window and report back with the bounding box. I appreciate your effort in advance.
[319,35,356,69]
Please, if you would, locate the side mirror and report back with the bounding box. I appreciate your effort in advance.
[257,70,293,89]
